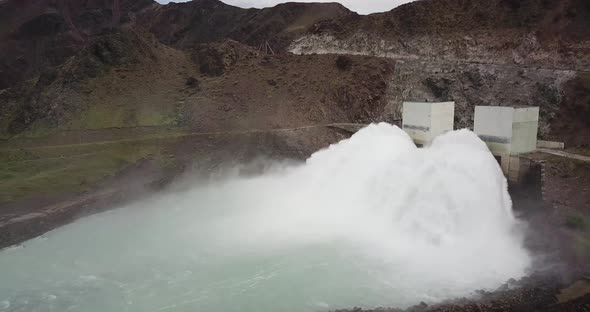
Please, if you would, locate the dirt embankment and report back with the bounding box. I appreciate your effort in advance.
[336,275,590,311]
[187,43,395,131]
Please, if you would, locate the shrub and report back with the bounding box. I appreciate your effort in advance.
[336,55,352,71]
[185,77,200,89]
[565,215,586,230]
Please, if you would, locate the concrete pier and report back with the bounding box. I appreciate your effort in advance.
[474,106,540,183]
[402,101,455,145]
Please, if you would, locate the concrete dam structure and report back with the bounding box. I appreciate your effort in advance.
[401,102,541,183]
[402,101,455,146]
[474,106,540,183]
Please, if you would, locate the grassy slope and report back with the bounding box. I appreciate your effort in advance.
[0,33,195,204]
[0,140,178,203]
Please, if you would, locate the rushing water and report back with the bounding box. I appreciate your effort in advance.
[0,123,530,312]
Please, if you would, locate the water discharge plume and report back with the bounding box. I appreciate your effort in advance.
[0,123,531,312]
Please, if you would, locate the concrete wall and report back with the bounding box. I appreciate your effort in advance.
[474,106,539,156]
[430,102,455,138]
[402,102,433,145]
[402,101,455,145]
[537,140,565,150]
[474,105,540,183]
[474,106,514,155]
[511,107,540,154]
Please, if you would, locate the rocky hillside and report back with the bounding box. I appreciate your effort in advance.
[0,0,155,90]
[0,26,395,139]
[1,0,589,146]
[137,0,351,51]
[291,0,590,69]
[289,0,590,146]
[0,26,167,135]
[0,0,351,90]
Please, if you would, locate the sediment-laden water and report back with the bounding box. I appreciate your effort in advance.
[0,123,530,312]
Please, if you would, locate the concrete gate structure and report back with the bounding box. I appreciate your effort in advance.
[400,102,541,183]
[402,101,455,146]
[474,106,540,183]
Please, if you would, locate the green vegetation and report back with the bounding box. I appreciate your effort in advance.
[7,102,181,141]
[13,119,58,139]
[572,231,590,263]
[0,140,176,203]
[0,113,15,140]
[565,215,587,230]
[66,104,177,130]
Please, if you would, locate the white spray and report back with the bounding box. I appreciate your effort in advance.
[0,123,530,312]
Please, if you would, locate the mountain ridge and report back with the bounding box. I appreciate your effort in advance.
[1,0,589,146]
[290,0,590,70]
[0,0,352,89]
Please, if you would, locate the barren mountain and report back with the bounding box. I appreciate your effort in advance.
[0,0,351,89]
[0,0,155,89]
[1,28,395,140]
[137,0,352,50]
[291,0,590,69]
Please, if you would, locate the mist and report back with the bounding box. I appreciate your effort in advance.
[0,123,531,311]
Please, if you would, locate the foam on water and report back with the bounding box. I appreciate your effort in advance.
[0,123,530,312]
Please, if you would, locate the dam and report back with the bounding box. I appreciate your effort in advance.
[401,101,455,146]
[400,102,543,184]
[0,123,531,312]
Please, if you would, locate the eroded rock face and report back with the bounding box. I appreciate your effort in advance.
[0,0,352,90]
[0,0,155,90]
[288,0,589,146]
[382,61,575,139]
[289,31,580,142]
[1,27,162,135]
[551,74,590,146]
[289,31,588,72]
[191,40,259,77]
[290,0,590,70]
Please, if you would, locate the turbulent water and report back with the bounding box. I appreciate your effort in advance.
[0,123,531,312]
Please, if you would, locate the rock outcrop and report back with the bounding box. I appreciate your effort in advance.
[0,27,164,135]
[0,0,155,89]
[289,0,590,146]
[290,0,590,70]
[1,0,588,146]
